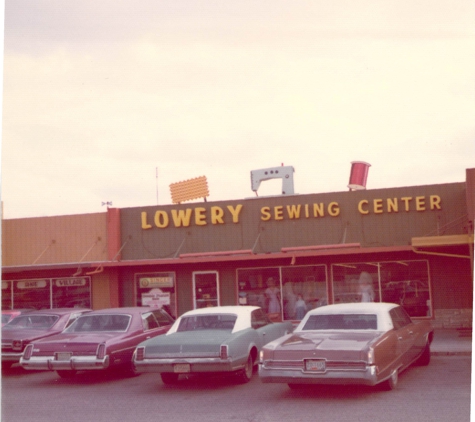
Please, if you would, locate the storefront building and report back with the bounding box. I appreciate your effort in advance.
[3,169,474,329]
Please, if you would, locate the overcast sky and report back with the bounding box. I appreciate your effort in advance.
[2,1,474,219]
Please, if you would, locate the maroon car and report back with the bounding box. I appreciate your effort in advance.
[20,307,174,378]
[2,309,32,327]
[2,308,90,369]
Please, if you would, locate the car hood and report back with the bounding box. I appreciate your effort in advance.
[271,331,382,361]
[141,330,232,356]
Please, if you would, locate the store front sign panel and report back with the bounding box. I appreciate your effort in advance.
[139,275,174,288]
[17,280,48,289]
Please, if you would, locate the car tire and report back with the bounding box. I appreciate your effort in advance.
[236,354,253,384]
[381,369,398,391]
[56,370,77,378]
[416,341,431,366]
[160,372,179,385]
[122,361,140,377]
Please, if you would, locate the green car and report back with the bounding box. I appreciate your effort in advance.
[133,306,293,384]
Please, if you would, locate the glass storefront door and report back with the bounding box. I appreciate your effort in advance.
[193,271,220,309]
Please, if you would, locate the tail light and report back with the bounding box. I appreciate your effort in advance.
[23,344,34,360]
[12,340,23,351]
[220,345,228,360]
[96,343,106,360]
[135,347,145,362]
[367,348,375,364]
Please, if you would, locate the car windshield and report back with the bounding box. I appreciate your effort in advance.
[65,314,131,332]
[302,314,377,330]
[177,314,237,332]
[3,315,59,330]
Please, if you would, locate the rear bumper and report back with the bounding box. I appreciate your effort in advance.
[134,357,244,374]
[258,363,379,386]
[2,352,23,363]
[20,355,110,371]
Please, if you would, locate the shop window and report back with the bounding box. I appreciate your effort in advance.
[136,272,176,318]
[13,279,51,310]
[2,281,13,309]
[332,264,380,304]
[281,266,327,320]
[3,278,92,311]
[237,265,327,321]
[193,271,220,309]
[331,260,432,318]
[236,267,280,315]
[52,277,91,308]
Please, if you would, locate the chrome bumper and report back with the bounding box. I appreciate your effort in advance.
[134,356,243,374]
[20,355,110,371]
[2,352,23,363]
[258,363,379,386]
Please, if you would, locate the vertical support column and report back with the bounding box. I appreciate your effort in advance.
[107,208,121,261]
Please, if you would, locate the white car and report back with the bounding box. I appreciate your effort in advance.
[134,306,294,384]
[259,302,433,390]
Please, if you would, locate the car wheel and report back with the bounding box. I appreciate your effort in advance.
[56,370,77,378]
[381,369,398,391]
[122,361,140,377]
[416,341,431,366]
[160,372,179,385]
[236,354,253,384]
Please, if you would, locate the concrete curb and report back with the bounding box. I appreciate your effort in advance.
[431,351,472,357]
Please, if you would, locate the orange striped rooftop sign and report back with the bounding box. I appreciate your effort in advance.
[169,176,210,204]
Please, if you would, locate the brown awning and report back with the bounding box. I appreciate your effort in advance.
[2,244,414,274]
[411,234,474,259]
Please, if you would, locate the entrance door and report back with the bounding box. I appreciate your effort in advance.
[193,272,220,309]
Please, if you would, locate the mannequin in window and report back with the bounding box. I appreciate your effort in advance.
[294,294,307,320]
[265,277,281,313]
[358,271,375,302]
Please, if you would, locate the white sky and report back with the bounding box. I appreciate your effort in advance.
[1,1,474,219]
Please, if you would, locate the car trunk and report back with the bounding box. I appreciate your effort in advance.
[272,331,382,362]
[145,330,232,357]
[2,328,57,343]
[31,333,118,356]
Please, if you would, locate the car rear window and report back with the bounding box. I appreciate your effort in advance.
[177,314,237,332]
[3,315,60,330]
[2,314,12,324]
[302,314,377,330]
[65,314,131,332]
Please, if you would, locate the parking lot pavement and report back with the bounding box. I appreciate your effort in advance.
[431,328,472,356]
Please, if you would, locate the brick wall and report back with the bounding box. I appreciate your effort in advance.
[432,309,473,329]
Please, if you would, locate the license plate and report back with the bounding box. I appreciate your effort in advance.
[305,359,326,372]
[173,363,191,373]
[55,352,72,361]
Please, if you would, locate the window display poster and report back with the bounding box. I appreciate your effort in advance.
[142,289,171,308]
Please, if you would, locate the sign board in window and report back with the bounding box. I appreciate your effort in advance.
[142,291,171,308]
[55,278,87,287]
[139,275,174,288]
[17,280,48,289]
